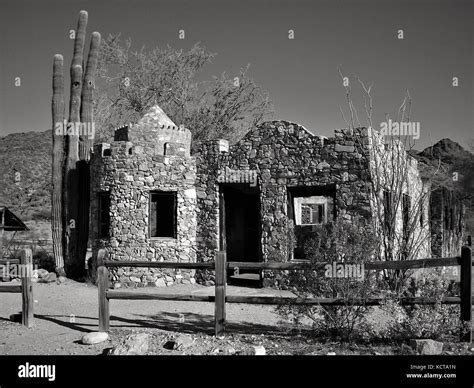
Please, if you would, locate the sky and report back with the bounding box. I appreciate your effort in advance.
[0,0,472,150]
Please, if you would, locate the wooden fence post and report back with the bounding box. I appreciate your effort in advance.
[215,251,226,336]
[460,246,472,342]
[20,248,33,328]
[98,249,110,332]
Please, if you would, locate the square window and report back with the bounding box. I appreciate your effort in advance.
[149,191,177,238]
[287,186,335,261]
[294,196,329,226]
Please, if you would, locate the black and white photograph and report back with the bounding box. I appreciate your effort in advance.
[0,0,473,385]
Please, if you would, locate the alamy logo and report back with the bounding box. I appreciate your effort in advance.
[55,120,95,140]
[0,262,36,278]
[18,362,56,382]
[380,119,420,140]
[324,262,365,281]
[217,168,257,187]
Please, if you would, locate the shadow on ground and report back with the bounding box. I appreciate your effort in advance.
[33,311,294,337]
[115,312,291,336]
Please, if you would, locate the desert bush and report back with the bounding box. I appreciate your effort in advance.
[379,271,466,341]
[276,217,380,341]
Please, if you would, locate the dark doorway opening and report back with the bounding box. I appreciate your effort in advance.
[219,184,261,287]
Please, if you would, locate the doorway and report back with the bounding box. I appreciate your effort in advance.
[219,184,261,286]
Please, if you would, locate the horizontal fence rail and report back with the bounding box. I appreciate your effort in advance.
[103,260,214,269]
[104,291,462,306]
[224,296,463,306]
[3,239,53,246]
[106,291,217,302]
[103,256,463,271]
[227,257,462,271]
[97,246,472,341]
[0,285,22,293]
[0,249,34,327]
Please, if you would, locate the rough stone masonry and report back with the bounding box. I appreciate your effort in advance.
[89,105,463,287]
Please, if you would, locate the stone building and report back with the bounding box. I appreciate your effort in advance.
[89,105,464,287]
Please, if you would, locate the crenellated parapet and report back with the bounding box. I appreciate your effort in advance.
[109,106,192,157]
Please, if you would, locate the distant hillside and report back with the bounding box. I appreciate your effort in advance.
[412,138,473,184]
[0,130,52,221]
[416,138,472,166]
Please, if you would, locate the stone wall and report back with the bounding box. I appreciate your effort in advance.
[194,121,374,266]
[89,105,463,288]
[89,125,197,288]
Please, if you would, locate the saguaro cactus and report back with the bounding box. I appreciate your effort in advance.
[51,10,101,277]
[77,31,101,272]
[52,55,65,276]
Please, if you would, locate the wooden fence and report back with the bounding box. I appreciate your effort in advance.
[0,248,34,327]
[97,246,472,342]
[2,239,54,257]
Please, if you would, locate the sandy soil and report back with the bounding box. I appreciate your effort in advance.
[0,280,297,355]
[0,280,472,356]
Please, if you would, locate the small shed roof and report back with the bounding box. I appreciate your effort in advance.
[0,206,29,231]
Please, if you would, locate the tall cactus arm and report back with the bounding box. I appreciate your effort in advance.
[52,54,65,275]
[79,31,101,161]
[64,10,88,276]
[77,31,102,278]
[67,10,88,160]
[72,10,88,73]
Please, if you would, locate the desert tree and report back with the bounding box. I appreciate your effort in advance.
[93,35,273,145]
[338,68,434,293]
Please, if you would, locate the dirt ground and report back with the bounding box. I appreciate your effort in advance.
[0,280,472,356]
[0,280,294,355]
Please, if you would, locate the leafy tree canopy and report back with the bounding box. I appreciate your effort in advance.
[94,35,273,145]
